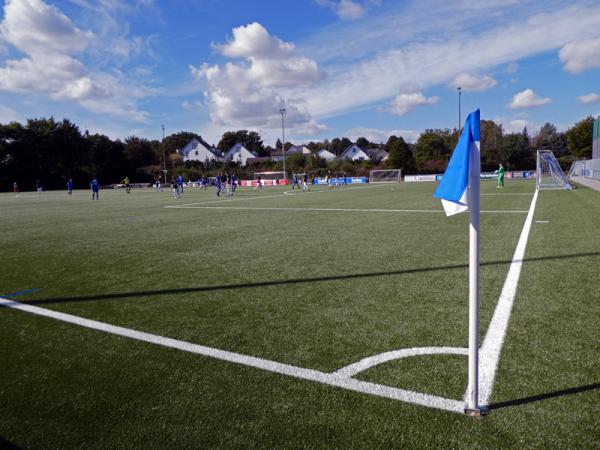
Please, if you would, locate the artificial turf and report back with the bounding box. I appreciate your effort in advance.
[1,180,598,448]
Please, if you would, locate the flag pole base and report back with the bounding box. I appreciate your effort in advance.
[464,407,483,417]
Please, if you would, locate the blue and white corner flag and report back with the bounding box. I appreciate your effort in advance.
[433,109,481,216]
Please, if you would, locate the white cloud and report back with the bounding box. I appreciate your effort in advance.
[181,100,203,110]
[577,93,600,105]
[559,37,600,74]
[315,0,369,20]
[450,72,497,91]
[214,22,294,59]
[192,23,325,131]
[509,89,551,109]
[0,0,151,121]
[347,126,421,143]
[0,0,93,55]
[386,91,439,116]
[494,116,533,134]
[337,0,366,19]
[300,2,600,118]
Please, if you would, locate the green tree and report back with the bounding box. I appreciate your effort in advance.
[566,116,594,159]
[386,136,415,172]
[413,129,453,173]
[218,130,266,156]
[355,137,370,149]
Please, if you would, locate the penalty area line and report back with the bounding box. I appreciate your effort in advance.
[0,297,464,414]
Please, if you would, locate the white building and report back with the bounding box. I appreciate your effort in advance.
[181,138,221,163]
[223,143,257,166]
[337,144,370,162]
[317,149,336,161]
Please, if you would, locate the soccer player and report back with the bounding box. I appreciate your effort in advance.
[215,173,222,197]
[67,178,73,195]
[35,179,42,193]
[231,173,237,194]
[177,174,184,194]
[497,163,505,189]
[13,181,18,193]
[292,174,300,190]
[90,178,99,200]
[121,176,131,193]
[171,178,180,199]
[254,174,262,191]
[303,173,309,191]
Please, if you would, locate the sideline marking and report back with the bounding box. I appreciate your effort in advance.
[0,288,41,298]
[0,297,463,414]
[168,205,528,214]
[476,189,539,408]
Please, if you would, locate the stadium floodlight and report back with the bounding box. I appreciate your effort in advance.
[369,169,402,183]
[280,108,286,182]
[536,149,571,190]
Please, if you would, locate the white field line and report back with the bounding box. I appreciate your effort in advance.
[334,347,468,378]
[166,184,389,208]
[481,193,533,196]
[168,205,528,214]
[0,297,464,414]
[476,189,539,409]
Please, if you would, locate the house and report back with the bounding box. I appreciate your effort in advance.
[223,143,257,166]
[317,149,336,161]
[301,145,312,155]
[270,145,303,162]
[337,144,370,162]
[181,138,221,163]
[366,148,389,162]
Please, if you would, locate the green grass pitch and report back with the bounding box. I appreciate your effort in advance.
[1,180,598,448]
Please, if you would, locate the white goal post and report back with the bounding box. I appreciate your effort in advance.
[369,169,402,183]
[536,149,571,190]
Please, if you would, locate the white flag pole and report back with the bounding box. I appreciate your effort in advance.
[466,140,482,416]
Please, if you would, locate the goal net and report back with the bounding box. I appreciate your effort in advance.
[369,169,402,183]
[536,150,571,190]
[254,171,285,180]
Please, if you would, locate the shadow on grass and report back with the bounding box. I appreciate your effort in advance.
[488,383,600,411]
[19,251,600,306]
[0,437,22,449]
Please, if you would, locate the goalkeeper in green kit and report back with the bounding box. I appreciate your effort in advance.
[496,163,505,188]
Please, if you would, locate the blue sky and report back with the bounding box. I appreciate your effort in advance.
[1,0,599,146]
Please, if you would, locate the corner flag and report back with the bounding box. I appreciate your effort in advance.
[433,109,480,216]
[433,108,482,415]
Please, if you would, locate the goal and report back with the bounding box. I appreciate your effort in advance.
[369,169,402,183]
[536,150,571,190]
[254,171,285,181]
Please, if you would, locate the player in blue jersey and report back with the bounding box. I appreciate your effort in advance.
[67,178,73,195]
[90,178,99,200]
[177,174,184,194]
[215,174,222,196]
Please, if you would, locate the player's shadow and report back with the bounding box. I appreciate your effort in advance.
[488,382,600,411]
[20,251,600,306]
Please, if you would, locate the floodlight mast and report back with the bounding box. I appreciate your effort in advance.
[457,87,462,134]
[280,108,286,182]
[162,124,166,184]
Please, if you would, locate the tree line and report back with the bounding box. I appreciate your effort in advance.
[0,116,594,191]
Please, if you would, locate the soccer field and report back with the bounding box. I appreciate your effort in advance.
[1,180,598,448]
